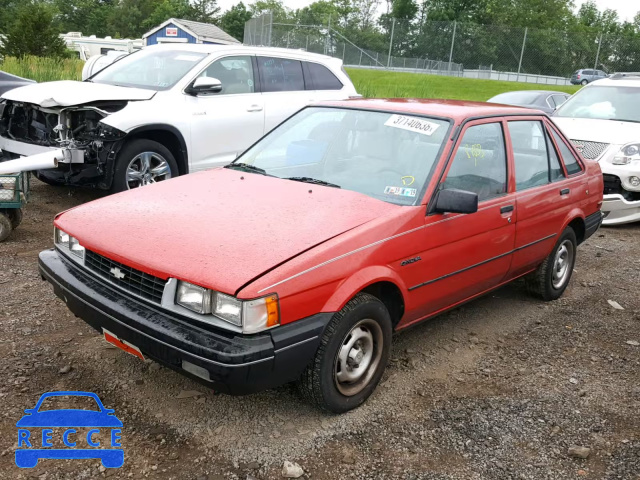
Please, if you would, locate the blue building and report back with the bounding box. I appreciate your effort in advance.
[143,18,241,46]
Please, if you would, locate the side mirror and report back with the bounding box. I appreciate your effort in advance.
[188,76,222,95]
[431,188,478,215]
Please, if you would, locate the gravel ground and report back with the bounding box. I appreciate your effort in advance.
[0,179,638,479]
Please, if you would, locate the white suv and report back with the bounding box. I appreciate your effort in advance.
[0,44,358,192]
[553,74,640,225]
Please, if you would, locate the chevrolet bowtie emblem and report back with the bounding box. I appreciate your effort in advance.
[110,267,125,280]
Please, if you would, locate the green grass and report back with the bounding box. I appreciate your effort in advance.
[1,56,84,82]
[346,68,579,101]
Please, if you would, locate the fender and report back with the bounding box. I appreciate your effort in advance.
[125,124,189,174]
[321,265,409,313]
[560,206,586,243]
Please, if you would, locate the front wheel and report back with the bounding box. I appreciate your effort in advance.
[111,139,179,193]
[525,227,577,301]
[298,293,392,413]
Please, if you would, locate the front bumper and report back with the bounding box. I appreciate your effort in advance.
[39,249,331,394]
[602,194,640,225]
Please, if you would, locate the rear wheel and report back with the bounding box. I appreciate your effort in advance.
[111,139,178,193]
[0,212,12,242]
[580,79,588,86]
[525,227,577,301]
[298,293,392,413]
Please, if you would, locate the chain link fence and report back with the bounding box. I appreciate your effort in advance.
[245,14,640,85]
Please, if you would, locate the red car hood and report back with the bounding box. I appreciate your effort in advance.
[56,169,399,295]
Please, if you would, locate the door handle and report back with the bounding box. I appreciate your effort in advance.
[500,205,514,214]
[247,105,263,112]
[560,188,570,195]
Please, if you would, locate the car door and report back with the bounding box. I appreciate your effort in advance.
[257,56,316,134]
[506,117,584,277]
[186,55,265,172]
[400,120,517,325]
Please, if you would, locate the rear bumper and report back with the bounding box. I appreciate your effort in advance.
[601,194,640,225]
[584,210,603,240]
[39,249,331,394]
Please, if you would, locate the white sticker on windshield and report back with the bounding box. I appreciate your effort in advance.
[385,186,417,197]
[385,115,440,136]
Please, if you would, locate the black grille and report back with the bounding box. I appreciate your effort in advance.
[603,174,622,195]
[84,250,167,303]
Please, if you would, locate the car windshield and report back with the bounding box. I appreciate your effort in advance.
[554,85,640,122]
[490,91,541,104]
[90,49,207,91]
[234,107,450,205]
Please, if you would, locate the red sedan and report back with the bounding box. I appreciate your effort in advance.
[40,99,604,412]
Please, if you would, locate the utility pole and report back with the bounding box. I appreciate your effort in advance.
[517,27,528,82]
[387,18,396,68]
[448,21,457,73]
[594,33,603,69]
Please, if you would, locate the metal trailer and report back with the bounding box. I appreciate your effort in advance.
[0,172,30,241]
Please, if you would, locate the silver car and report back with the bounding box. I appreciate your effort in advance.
[570,69,607,86]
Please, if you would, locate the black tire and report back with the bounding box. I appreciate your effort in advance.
[8,208,23,229]
[525,227,577,301]
[298,293,392,413]
[0,213,12,242]
[580,79,588,86]
[110,139,179,193]
[34,171,65,187]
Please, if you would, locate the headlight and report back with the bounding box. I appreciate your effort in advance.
[176,281,279,333]
[54,227,84,261]
[612,142,640,165]
[176,281,211,314]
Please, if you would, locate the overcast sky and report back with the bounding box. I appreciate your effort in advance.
[217,0,638,22]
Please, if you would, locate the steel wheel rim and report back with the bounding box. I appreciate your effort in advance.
[552,240,574,289]
[126,152,171,189]
[334,319,383,396]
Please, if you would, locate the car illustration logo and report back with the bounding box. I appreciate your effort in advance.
[110,267,125,280]
[15,391,123,469]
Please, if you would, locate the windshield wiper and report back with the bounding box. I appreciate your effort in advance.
[224,163,271,176]
[285,176,341,188]
[609,118,640,124]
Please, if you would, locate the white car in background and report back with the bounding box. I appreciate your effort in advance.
[553,73,640,225]
[0,44,358,192]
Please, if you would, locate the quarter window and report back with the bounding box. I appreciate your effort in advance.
[443,123,507,202]
[258,57,305,92]
[201,56,255,95]
[551,129,583,175]
[509,121,552,190]
[305,62,342,90]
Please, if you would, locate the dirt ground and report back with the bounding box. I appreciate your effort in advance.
[0,178,638,480]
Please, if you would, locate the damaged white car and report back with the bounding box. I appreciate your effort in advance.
[0,44,357,192]
[553,73,640,225]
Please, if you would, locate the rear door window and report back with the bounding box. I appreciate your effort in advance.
[443,122,507,202]
[305,62,343,90]
[550,129,583,175]
[257,57,305,92]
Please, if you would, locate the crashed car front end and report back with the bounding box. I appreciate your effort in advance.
[597,142,640,225]
[0,99,127,188]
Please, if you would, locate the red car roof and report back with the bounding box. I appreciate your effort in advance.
[319,98,543,121]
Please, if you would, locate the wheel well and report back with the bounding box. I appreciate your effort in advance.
[361,281,405,329]
[568,217,586,244]
[127,129,188,175]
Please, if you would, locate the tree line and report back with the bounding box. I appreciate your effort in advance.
[1,0,639,76]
